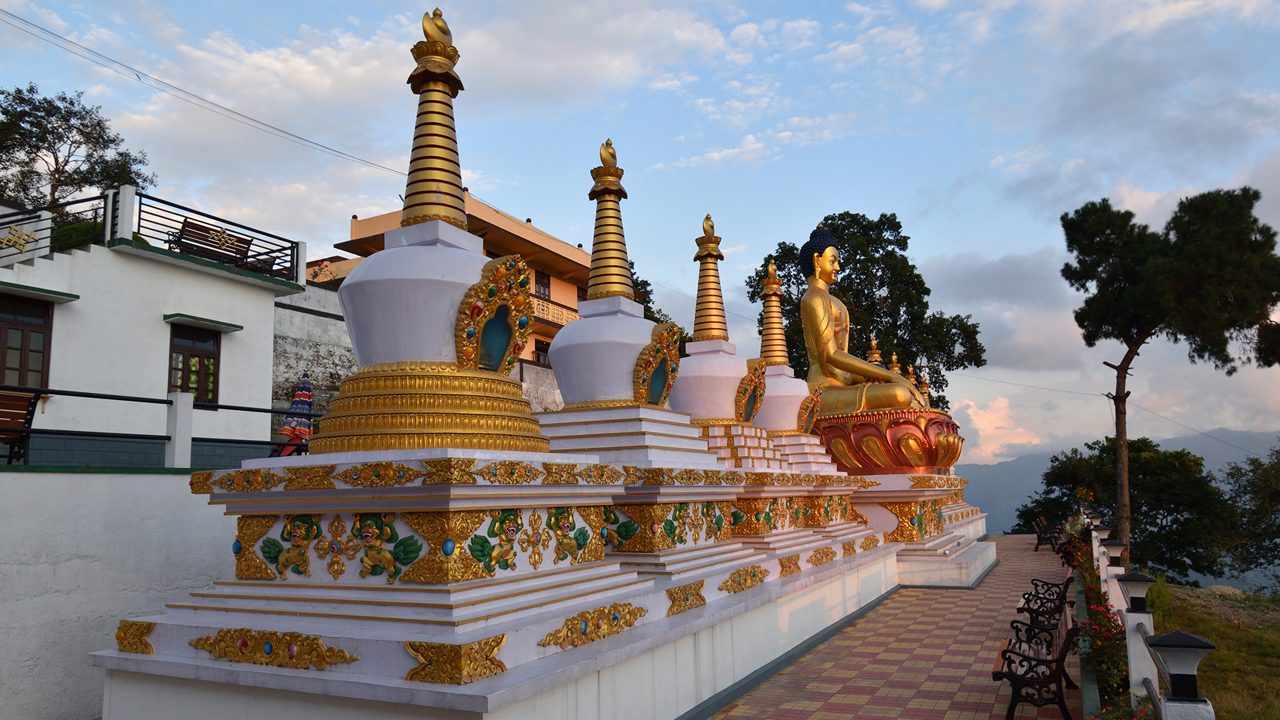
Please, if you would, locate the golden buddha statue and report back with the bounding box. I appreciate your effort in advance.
[799,225,925,415]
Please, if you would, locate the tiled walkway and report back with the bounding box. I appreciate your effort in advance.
[714,534,1082,720]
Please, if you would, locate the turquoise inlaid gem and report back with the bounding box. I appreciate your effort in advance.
[442,539,456,556]
[744,388,759,421]
[232,539,242,555]
[518,275,528,287]
[466,326,476,339]
[647,358,668,405]
[600,528,608,539]
[517,315,528,329]
[579,620,589,635]
[263,641,273,655]
[479,305,513,371]
[611,611,620,623]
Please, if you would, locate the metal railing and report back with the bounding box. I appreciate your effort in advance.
[0,195,108,266]
[135,193,299,281]
[0,384,310,467]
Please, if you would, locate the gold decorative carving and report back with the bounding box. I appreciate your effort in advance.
[542,462,580,485]
[718,565,769,593]
[673,469,704,486]
[115,620,155,654]
[615,504,679,552]
[909,474,952,489]
[882,501,923,543]
[189,471,213,494]
[841,539,859,557]
[454,255,533,374]
[808,547,836,567]
[848,476,881,489]
[422,457,479,484]
[559,398,644,411]
[234,516,278,580]
[476,460,543,485]
[401,211,466,230]
[340,461,425,488]
[537,602,648,649]
[314,516,361,581]
[633,322,683,406]
[400,511,490,584]
[848,507,871,525]
[666,580,707,617]
[578,464,626,484]
[189,628,358,670]
[283,465,337,490]
[574,506,607,563]
[403,635,507,685]
[779,554,801,577]
[638,468,671,485]
[214,469,285,492]
[731,497,782,536]
[797,389,822,434]
[517,510,552,570]
[861,535,881,551]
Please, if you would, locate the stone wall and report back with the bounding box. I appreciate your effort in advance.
[273,285,356,416]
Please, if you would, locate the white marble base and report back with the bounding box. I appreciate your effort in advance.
[895,537,997,587]
[769,433,839,473]
[97,547,902,720]
[701,424,785,470]
[536,406,722,469]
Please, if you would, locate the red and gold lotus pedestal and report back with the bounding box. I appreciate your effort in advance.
[814,408,964,475]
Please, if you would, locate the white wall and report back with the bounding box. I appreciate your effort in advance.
[0,470,235,720]
[0,244,280,441]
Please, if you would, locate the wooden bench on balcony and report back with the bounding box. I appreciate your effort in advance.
[167,219,278,274]
[0,390,39,465]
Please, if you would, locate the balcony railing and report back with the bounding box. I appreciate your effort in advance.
[531,296,578,327]
[133,192,299,282]
[0,188,300,283]
[0,194,108,266]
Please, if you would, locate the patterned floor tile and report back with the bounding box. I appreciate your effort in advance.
[712,534,1081,720]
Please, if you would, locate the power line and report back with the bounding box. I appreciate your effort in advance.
[1128,400,1262,458]
[0,9,406,177]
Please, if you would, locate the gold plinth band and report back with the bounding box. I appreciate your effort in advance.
[311,362,549,454]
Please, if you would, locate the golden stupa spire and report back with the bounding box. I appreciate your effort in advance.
[906,364,916,385]
[759,258,789,365]
[868,336,882,365]
[586,138,633,300]
[692,214,729,342]
[918,368,930,407]
[400,8,468,231]
[889,352,901,374]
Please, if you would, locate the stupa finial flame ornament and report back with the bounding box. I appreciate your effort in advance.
[692,214,728,342]
[400,7,467,231]
[759,259,789,366]
[586,139,633,300]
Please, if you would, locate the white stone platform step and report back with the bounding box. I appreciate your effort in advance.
[896,533,976,560]
[896,539,997,588]
[735,528,830,556]
[169,563,650,630]
[613,542,766,580]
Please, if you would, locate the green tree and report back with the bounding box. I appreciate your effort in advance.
[745,211,985,410]
[1014,437,1231,581]
[0,82,155,207]
[1060,188,1280,561]
[1221,445,1280,589]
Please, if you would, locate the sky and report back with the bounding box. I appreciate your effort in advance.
[2,0,1279,465]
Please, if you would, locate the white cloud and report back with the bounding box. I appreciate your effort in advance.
[647,72,697,91]
[954,396,1044,463]
[652,134,769,169]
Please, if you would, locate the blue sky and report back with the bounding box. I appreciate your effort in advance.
[3,0,1279,463]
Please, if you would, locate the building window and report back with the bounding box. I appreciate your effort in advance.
[534,270,551,300]
[0,295,51,388]
[169,324,219,403]
[534,338,551,367]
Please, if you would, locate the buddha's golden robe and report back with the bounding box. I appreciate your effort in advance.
[800,282,924,415]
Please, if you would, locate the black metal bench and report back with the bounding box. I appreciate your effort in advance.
[0,390,38,464]
[1032,516,1062,553]
[994,576,1079,719]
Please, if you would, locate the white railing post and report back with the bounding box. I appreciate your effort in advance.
[294,239,308,284]
[164,392,193,467]
[115,185,139,239]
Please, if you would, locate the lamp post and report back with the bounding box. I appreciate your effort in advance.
[1101,538,1127,568]
[1116,572,1156,613]
[1147,631,1215,709]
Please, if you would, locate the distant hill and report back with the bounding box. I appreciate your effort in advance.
[959,429,1279,535]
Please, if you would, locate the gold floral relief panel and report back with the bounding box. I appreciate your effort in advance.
[400,511,491,584]
[404,634,506,685]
